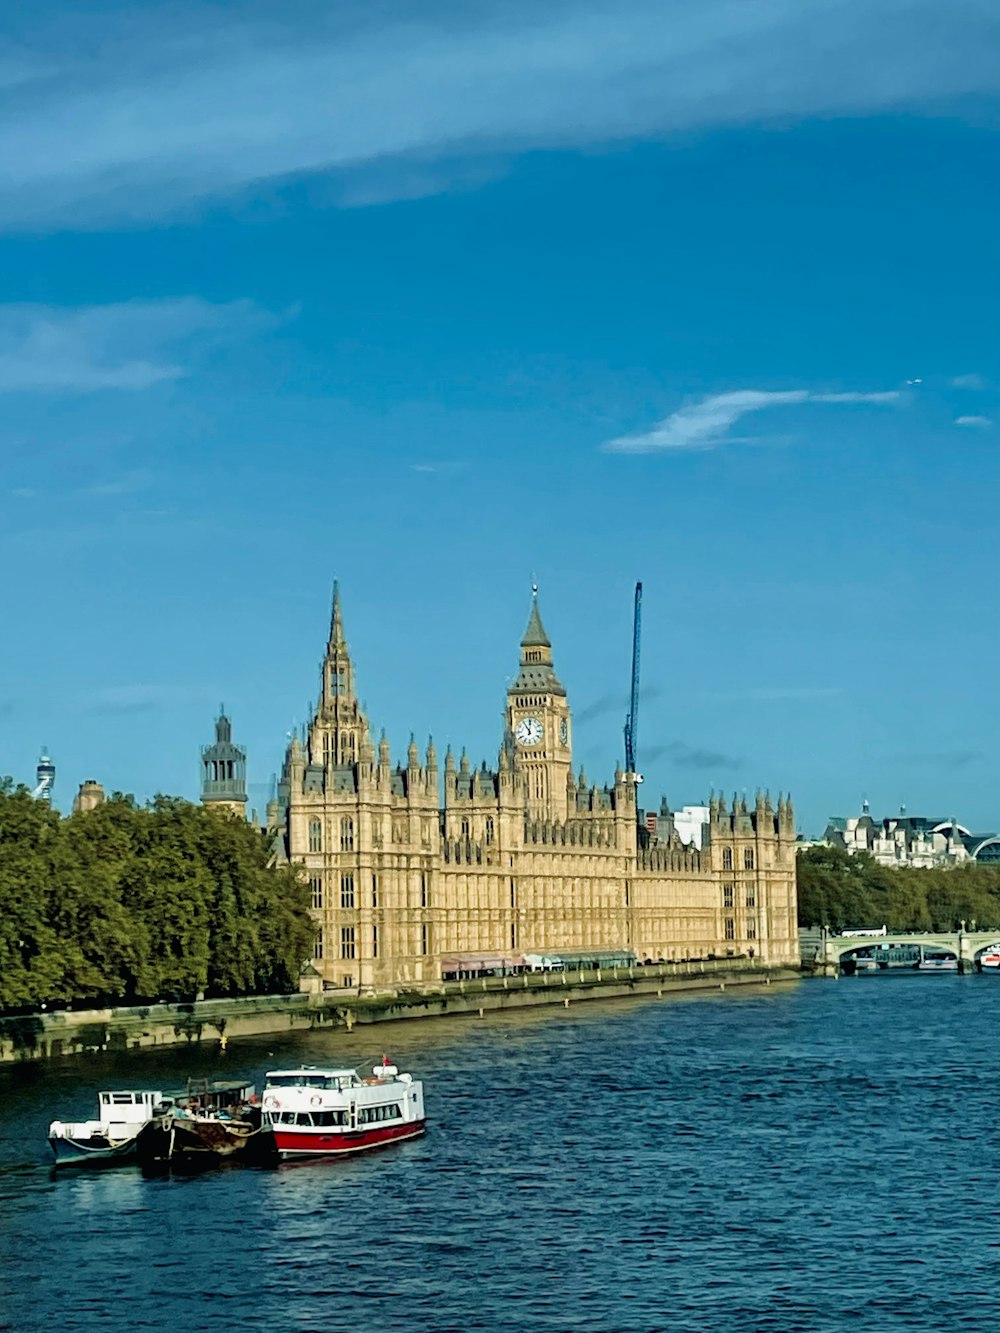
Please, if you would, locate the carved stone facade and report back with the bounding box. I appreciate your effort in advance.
[267,586,799,990]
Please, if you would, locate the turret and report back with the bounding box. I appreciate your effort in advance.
[201,706,248,818]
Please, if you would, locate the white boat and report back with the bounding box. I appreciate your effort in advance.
[980,948,1000,971]
[261,1058,426,1159]
[918,951,958,971]
[48,1090,166,1166]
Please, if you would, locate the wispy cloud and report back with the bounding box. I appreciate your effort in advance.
[955,414,993,428]
[84,684,207,715]
[0,299,274,393]
[644,740,742,771]
[0,1,998,228]
[603,389,899,454]
[950,373,988,390]
[886,750,982,772]
[699,686,844,703]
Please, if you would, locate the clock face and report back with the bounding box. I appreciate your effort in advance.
[515,717,543,746]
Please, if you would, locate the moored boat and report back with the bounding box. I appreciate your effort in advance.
[49,1089,167,1167]
[979,947,1000,971]
[136,1078,275,1172]
[918,951,958,971]
[261,1058,426,1158]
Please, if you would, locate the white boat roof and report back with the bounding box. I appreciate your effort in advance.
[265,1067,360,1079]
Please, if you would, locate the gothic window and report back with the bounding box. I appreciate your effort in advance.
[747,918,757,940]
[420,872,428,908]
[510,923,517,950]
[724,918,735,941]
[340,926,356,959]
[372,873,379,908]
[722,847,733,870]
[460,818,470,839]
[310,875,323,910]
[746,886,756,908]
[329,668,346,696]
[340,817,354,852]
[744,848,755,871]
[421,923,429,956]
[308,819,322,853]
[372,924,379,959]
[313,928,324,959]
[340,873,355,909]
[722,884,734,910]
[485,817,495,845]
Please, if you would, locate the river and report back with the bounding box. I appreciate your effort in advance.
[1,975,997,1332]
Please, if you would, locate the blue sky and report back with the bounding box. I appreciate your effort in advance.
[1,0,998,836]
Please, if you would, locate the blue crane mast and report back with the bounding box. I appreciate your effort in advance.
[623,581,643,780]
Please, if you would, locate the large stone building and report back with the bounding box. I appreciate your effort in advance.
[264,585,799,991]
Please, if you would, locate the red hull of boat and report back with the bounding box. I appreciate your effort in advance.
[272,1120,426,1157]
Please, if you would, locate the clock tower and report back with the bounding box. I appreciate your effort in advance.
[506,587,572,822]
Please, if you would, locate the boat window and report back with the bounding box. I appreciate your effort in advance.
[312,1110,348,1127]
[294,1113,314,1127]
[357,1103,403,1124]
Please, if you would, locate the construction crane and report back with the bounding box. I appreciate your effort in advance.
[623,582,643,781]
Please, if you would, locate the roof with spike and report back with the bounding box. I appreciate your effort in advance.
[512,591,565,695]
[521,595,551,648]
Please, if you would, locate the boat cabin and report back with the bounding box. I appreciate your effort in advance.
[97,1091,164,1115]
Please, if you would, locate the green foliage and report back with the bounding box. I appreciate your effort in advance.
[798,844,1000,931]
[0,783,315,1012]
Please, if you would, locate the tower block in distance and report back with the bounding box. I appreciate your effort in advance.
[201,706,248,817]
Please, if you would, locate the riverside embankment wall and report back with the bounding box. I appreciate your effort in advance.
[0,960,800,1064]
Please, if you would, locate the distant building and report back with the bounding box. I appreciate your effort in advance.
[824,801,1000,867]
[72,780,105,814]
[34,748,55,804]
[200,707,248,817]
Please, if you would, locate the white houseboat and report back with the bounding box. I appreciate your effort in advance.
[261,1059,425,1158]
[48,1090,166,1166]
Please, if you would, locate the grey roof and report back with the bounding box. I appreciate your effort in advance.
[521,597,551,648]
[511,663,566,696]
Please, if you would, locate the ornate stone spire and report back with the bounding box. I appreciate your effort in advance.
[511,583,565,696]
[327,579,346,651]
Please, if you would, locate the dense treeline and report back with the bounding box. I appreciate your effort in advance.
[0,781,315,1013]
[798,844,1000,931]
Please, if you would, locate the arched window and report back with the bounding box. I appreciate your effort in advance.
[744,848,755,871]
[313,927,324,959]
[309,875,323,910]
[722,847,733,871]
[485,817,495,845]
[308,819,322,852]
[340,816,354,852]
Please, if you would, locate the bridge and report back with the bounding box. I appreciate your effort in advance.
[810,928,1000,975]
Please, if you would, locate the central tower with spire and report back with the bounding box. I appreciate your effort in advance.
[505,585,572,822]
[311,580,369,770]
